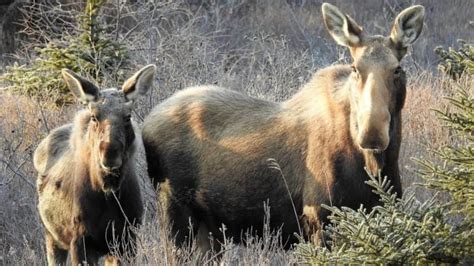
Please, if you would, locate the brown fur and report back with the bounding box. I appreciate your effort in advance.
[34,65,155,265]
[142,4,424,249]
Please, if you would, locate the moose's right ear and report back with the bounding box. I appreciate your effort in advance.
[61,69,99,104]
[322,3,363,47]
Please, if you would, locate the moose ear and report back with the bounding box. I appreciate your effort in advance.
[322,3,363,47]
[122,64,156,101]
[61,69,99,104]
[390,5,425,49]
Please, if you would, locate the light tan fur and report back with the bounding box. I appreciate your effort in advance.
[34,65,155,265]
[142,3,424,248]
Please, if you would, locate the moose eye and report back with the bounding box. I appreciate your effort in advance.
[351,66,360,79]
[394,66,402,76]
[90,114,98,122]
[124,114,132,122]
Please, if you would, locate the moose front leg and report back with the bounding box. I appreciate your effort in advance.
[70,235,100,266]
[70,235,86,265]
[69,212,99,266]
[301,205,329,247]
[45,232,68,266]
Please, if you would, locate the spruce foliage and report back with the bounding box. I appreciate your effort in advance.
[1,0,128,106]
[297,43,473,264]
[296,173,466,264]
[434,34,474,79]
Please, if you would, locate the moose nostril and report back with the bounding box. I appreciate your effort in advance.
[100,141,109,152]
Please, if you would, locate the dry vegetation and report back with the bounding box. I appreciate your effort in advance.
[0,0,472,264]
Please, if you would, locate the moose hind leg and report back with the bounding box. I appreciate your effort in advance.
[45,232,68,266]
[168,200,200,248]
[105,254,120,266]
[143,143,163,190]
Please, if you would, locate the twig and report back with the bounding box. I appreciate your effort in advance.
[267,158,303,237]
[0,157,35,188]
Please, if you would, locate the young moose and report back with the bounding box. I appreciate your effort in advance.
[142,3,424,249]
[34,65,155,265]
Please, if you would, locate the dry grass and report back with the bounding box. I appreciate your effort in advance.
[0,0,472,264]
[109,201,299,265]
[0,72,462,264]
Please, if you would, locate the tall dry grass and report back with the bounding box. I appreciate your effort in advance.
[0,0,472,264]
[0,72,462,265]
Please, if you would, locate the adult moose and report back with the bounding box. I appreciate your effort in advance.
[142,3,424,249]
[34,65,156,265]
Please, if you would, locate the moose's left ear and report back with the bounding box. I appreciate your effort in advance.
[62,69,100,104]
[390,5,425,49]
[122,64,156,101]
